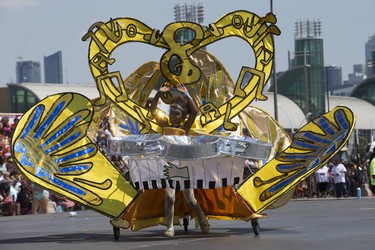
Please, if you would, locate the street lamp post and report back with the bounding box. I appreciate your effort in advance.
[302,48,311,116]
[270,0,278,122]
[304,64,310,115]
[324,66,330,112]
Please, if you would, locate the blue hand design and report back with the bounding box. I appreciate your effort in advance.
[120,117,140,134]
[13,93,104,205]
[257,109,351,201]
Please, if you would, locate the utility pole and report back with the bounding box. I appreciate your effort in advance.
[270,0,278,121]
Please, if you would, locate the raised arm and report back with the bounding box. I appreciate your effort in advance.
[176,83,198,134]
[149,85,171,127]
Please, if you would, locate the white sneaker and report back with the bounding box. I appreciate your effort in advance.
[164,227,175,237]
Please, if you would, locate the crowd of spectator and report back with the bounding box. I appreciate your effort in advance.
[0,115,129,217]
[94,116,130,180]
[294,159,372,199]
[0,116,80,216]
[0,116,23,216]
[1,113,374,217]
[243,157,373,199]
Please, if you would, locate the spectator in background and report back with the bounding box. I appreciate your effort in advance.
[346,163,358,197]
[2,126,12,138]
[295,180,308,198]
[314,164,329,198]
[5,154,16,175]
[111,154,130,181]
[0,183,20,216]
[50,193,75,212]
[60,197,75,212]
[0,156,7,176]
[332,159,347,198]
[369,148,375,195]
[360,160,369,189]
[1,117,12,139]
[16,183,32,215]
[327,162,335,196]
[9,179,19,203]
[1,171,11,182]
[10,116,19,135]
[31,184,50,214]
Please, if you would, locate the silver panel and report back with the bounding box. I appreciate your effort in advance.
[108,134,162,156]
[161,135,220,160]
[108,135,271,160]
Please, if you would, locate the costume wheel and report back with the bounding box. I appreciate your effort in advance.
[113,227,120,240]
[251,220,260,236]
[183,217,189,231]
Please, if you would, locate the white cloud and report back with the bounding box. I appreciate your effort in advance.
[0,0,40,9]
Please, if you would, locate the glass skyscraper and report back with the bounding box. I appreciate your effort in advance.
[44,50,63,83]
[271,19,326,120]
[16,60,41,83]
[365,34,375,77]
[173,3,204,44]
[325,65,342,93]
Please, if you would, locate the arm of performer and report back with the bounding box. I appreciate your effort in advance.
[149,85,171,128]
[176,83,198,135]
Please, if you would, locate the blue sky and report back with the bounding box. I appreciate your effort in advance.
[0,0,374,87]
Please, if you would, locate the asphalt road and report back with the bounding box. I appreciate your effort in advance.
[1,197,374,250]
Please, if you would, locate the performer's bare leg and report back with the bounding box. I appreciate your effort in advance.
[164,187,175,237]
[182,189,210,233]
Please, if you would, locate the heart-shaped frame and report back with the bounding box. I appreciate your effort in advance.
[82,10,280,135]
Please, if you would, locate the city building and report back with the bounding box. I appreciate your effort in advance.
[325,65,342,93]
[345,64,366,86]
[16,60,41,83]
[333,64,367,96]
[174,3,204,23]
[332,86,354,96]
[365,34,375,77]
[174,3,204,45]
[351,75,375,107]
[5,83,99,113]
[44,50,63,84]
[271,19,325,120]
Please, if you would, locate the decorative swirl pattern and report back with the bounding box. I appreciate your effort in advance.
[82,11,280,134]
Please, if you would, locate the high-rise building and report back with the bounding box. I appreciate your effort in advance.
[16,60,41,83]
[174,3,204,23]
[44,50,63,83]
[325,65,342,93]
[272,19,326,119]
[173,3,204,44]
[346,64,366,87]
[365,34,375,77]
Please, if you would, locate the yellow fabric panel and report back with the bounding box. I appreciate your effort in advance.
[237,106,356,213]
[121,187,255,231]
[12,93,137,218]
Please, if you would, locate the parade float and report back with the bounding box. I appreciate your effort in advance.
[11,9,355,239]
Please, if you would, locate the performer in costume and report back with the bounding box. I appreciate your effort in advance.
[149,83,209,237]
[150,83,197,136]
[10,11,356,239]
